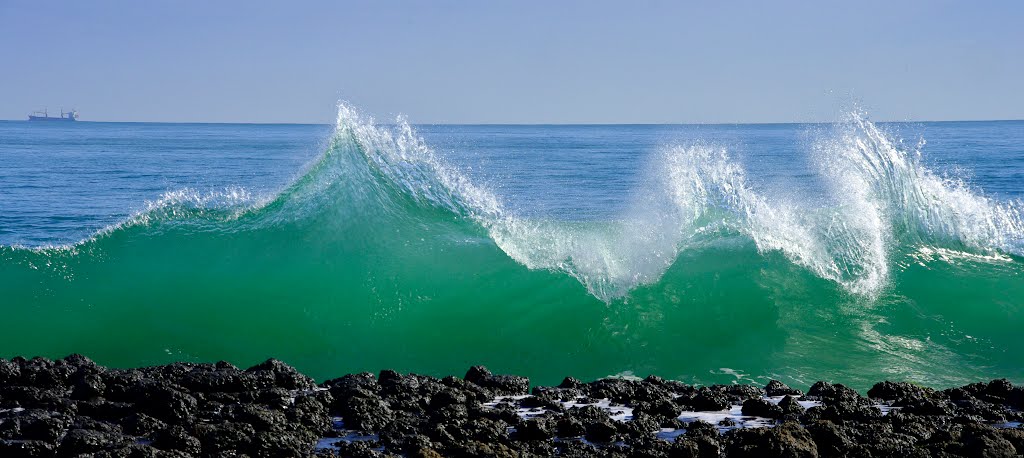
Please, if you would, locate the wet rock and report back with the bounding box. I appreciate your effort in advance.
[0,359,22,386]
[58,428,133,455]
[584,420,618,443]
[634,398,683,420]
[684,420,723,458]
[0,439,57,458]
[804,420,855,456]
[867,381,931,401]
[119,412,167,437]
[723,384,765,402]
[778,395,805,418]
[245,358,315,390]
[806,381,861,403]
[70,373,106,400]
[463,366,529,396]
[559,376,584,390]
[961,423,1018,457]
[288,392,332,436]
[76,399,137,422]
[194,421,256,455]
[621,411,659,438]
[94,443,192,458]
[71,415,122,434]
[515,416,555,441]
[587,378,638,404]
[322,372,379,400]
[0,386,67,411]
[690,388,731,411]
[250,430,315,457]
[334,440,391,457]
[741,398,783,419]
[0,410,71,442]
[136,384,198,422]
[341,391,394,432]
[179,366,250,393]
[999,428,1024,454]
[726,422,818,457]
[152,425,202,455]
[765,380,802,397]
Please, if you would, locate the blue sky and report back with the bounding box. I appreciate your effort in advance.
[1,1,1022,123]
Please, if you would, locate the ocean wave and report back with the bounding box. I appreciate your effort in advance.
[4,103,1022,302]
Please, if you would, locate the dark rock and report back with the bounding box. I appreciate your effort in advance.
[288,393,332,436]
[725,422,818,457]
[58,428,133,455]
[0,439,57,458]
[765,380,802,397]
[778,395,805,418]
[515,417,555,441]
[1,410,71,442]
[71,415,122,434]
[556,417,586,438]
[322,372,379,402]
[180,367,250,393]
[134,384,198,422]
[250,430,315,457]
[723,384,765,402]
[152,425,201,455]
[633,398,682,420]
[194,421,256,455]
[961,423,1018,458]
[741,398,783,419]
[559,377,583,389]
[120,412,168,437]
[804,420,855,456]
[76,400,137,422]
[70,373,106,400]
[0,359,22,386]
[684,420,723,458]
[463,366,529,396]
[340,391,394,432]
[806,381,862,403]
[587,378,637,403]
[690,388,731,411]
[621,411,660,438]
[867,381,931,401]
[584,420,618,443]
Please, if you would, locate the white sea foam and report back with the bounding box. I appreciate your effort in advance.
[323,103,1024,300]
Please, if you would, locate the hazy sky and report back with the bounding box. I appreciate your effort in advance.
[2,1,1022,124]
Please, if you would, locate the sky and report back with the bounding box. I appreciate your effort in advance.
[1,1,1022,124]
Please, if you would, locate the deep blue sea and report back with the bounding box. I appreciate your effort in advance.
[1,110,1023,389]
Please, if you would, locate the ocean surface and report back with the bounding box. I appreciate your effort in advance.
[1,107,1023,390]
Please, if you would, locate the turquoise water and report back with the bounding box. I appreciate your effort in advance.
[1,107,1022,390]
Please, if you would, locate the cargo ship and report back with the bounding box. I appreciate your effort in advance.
[28,109,78,122]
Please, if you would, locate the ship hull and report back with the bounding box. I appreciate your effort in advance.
[28,116,76,122]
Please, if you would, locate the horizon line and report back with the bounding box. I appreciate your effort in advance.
[2,118,1023,126]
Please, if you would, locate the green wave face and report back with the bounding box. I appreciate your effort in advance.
[2,106,1022,390]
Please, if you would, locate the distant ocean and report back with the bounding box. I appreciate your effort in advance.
[1,107,1022,390]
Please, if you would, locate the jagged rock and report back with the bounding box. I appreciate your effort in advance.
[726,422,818,457]
[741,398,783,419]
[463,366,529,396]
[766,380,802,397]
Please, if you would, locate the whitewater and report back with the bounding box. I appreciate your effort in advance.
[0,105,1022,390]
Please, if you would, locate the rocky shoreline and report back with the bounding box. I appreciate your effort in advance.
[1,356,1022,457]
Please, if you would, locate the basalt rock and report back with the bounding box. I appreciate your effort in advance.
[766,380,803,397]
[463,366,529,396]
[2,356,1023,457]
